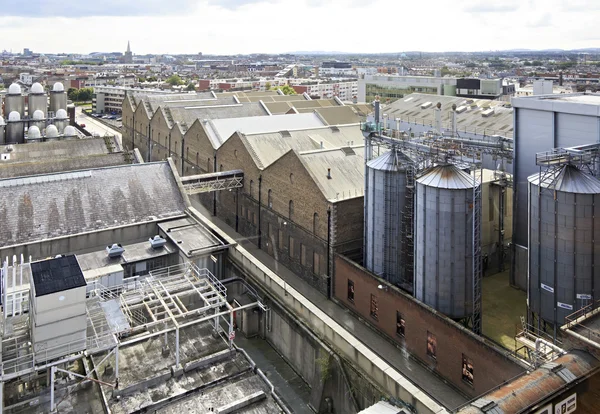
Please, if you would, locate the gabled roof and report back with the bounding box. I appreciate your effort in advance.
[0,162,186,248]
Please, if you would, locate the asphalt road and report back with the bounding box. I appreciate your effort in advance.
[75,107,122,144]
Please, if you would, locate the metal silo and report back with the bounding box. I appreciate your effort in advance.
[414,164,478,319]
[26,126,42,143]
[0,116,5,145]
[49,82,67,114]
[6,111,24,144]
[45,124,59,141]
[364,148,413,288]
[528,165,600,332]
[28,83,47,118]
[5,83,24,118]
[54,109,68,133]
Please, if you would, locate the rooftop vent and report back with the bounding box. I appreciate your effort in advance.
[330,126,340,133]
[341,147,356,156]
[149,235,167,249]
[481,108,495,118]
[106,243,125,258]
[280,130,291,137]
[420,102,433,109]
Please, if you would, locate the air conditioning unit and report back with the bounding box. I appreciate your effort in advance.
[149,235,167,249]
[106,243,125,258]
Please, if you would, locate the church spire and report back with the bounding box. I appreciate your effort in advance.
[127,41,131,53]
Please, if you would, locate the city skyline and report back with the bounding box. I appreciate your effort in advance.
[1,0,599,55]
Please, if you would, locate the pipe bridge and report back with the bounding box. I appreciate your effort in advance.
[180,169,244,195]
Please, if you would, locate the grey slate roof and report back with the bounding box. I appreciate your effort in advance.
[0,162,186,248]
[528,164,600,193]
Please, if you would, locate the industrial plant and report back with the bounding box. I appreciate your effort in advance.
[0,82,74,144]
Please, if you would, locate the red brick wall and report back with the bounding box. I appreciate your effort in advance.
[198,80,210,90]
[292,85,308,94]
[334,254,525,398]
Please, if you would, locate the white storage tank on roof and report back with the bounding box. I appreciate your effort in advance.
[5,83,24,117]
[26,125,42,142]
[414,164,479,319]
[45,124,59,140]
[28,83,47,118]
[528,165,600,329]
[6,111,23,144]
[50,82,67,114]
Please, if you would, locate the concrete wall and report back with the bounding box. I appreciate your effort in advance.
[224,241,448,413]
[0,221,162,262]
[333,254,526,399]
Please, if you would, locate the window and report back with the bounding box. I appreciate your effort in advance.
[186,146,189,159]
[278,229,284,249]
[196,152,199,165]
[347,280,355,302]
[289,236,295,257]
[300,244,307,266]
[462,354,474,385]
[219,164,223,172]
[370,294,378,320]
[313,252,321,275]
[396,312,405,337]
[427,332,437,359]
[289,200,294,220]
[289,173,294,184]
[313,213,319,235]
[268,189,273,208]
[207,158,211,173]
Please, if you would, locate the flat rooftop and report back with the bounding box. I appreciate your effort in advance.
[562,301,600,349]
[158,217,230,258]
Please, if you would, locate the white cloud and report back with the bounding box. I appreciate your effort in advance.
[0,0,597,54]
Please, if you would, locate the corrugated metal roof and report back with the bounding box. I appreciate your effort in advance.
[416,164,477,189]
[206,113,325,149]
[458,350,599,414]
[367,148,410,172]
[528,165,600,194]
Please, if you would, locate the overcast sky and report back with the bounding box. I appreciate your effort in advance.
[1,0,598,55]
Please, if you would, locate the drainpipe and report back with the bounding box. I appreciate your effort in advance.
[213,150,217,216]
[327,206,332,299]
[258,175,262,249]
[180,136,185,175]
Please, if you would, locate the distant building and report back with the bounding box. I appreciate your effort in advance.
[23,48,32,57]
[92,85,166,114]
[318,61,355,77]
[124,41,133,64]
[358,75,505,103]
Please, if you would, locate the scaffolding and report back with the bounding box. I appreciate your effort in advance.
[0,262,264,413]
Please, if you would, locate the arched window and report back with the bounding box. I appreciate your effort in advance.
[289,200,294,220]
[186,146,189,159]
[250,180,254,198]
[313,213,319,235]
[268,189,273,208]
[196,152,199,165]
[207,158,211,173]
[219,164,223,172]
[289,173,294,184]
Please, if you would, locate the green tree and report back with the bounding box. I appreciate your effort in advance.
[440,66,451,76]
[76,88,94,101]
[272,85,297,95]
[185,83,196,91]
[67,87,78,101]
[532,60,543,66]
[147,76,158,82]
[264,82,271,90]
[166,74,184,86]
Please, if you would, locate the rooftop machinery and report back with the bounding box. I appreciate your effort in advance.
[362,100,513,334]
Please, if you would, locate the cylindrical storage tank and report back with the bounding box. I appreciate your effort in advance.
[415,164,478,319]
[443,84,457,96]
[49,82,67,114]
[528,165,600,328]
[31,109,46,130]
[0,116,5,145]
[26,126,42,143]
[54,109,68,133]
[63,125,77,139]
[5,83,24,118]
[6,111,24,144]
[28,82,47,118]
[364,149,412,287]
[45,124,59,141]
